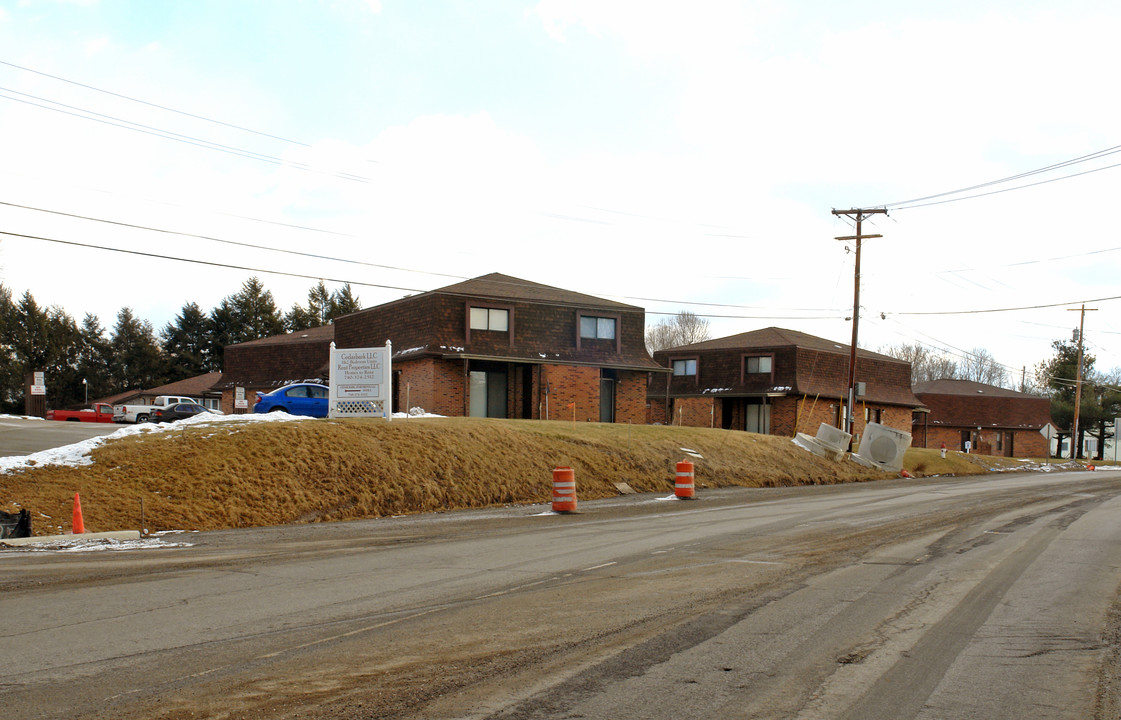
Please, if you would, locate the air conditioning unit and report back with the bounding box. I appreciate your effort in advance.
[815,423,852,452]
[852,422,911,472]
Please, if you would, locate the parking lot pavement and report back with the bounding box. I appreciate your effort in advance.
[0,417,120,458]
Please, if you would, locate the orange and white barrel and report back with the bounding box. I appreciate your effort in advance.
[552,467,577,512]
[675,461,695,499]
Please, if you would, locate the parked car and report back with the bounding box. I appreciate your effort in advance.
[149,403,213,423]
[253,383,330,418]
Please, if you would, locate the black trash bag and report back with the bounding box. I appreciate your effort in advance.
[0,509,31,539]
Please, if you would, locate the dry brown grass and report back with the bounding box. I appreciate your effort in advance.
[0,417,1059,536]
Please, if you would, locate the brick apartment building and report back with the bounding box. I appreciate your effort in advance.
[649,327,920,438]
[911,379,1054,457]
[331,273,665,422]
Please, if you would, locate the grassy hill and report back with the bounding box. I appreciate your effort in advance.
[0,417,1078,536]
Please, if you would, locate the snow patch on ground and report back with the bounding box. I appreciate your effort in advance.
[0,412,311,474]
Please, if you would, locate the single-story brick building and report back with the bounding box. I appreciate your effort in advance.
[911,379,1054,457]
[216,324,335,413]
[332,273,665,422]
[649,327,921,438]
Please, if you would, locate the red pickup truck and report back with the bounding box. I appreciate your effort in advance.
[46,402,117,423]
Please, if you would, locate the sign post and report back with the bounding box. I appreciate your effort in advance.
[328,341,392,419]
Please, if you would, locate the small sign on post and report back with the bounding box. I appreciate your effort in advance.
[328,341,392,419]
[235,387,248,411]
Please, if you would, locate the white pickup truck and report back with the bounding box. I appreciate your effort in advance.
[113,396,201,424]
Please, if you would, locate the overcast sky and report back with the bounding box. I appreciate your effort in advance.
[1,0,1118,382]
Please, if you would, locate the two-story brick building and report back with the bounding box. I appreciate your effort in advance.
[329,273,664,421]
[911,379,1054,457]
[649,327,921,437]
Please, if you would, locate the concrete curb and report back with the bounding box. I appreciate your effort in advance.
[1,530,142,547]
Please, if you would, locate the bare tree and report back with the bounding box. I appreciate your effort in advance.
[646,311,711,353]
[878,342,958,385]
[880,342,1011,388]
[959,347,1009,387]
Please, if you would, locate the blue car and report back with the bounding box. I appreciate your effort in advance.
[253,383,330,417]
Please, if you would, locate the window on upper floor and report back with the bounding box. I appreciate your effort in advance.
[745,355,772,374]
[580,316,616,340]
[673,359,697,376]
[470,307,509,332]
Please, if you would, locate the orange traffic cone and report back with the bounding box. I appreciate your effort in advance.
[72,492,85,534]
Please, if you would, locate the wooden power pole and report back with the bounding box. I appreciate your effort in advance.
[832,208,887,439]
[1068,304,1097,459]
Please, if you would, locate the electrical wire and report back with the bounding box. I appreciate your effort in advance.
[0,230,426,294]
[876,143,1121,209]
[0,58,317,150]
[0,199,467,281]
[0,89,373,183]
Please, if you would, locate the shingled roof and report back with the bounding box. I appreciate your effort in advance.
[423,272,639,311]
[668,326,899,362]
[913,379,1053,429]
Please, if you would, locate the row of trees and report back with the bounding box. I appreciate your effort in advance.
[0,278,360,414]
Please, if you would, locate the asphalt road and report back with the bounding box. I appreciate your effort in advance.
[0,416,120,457]
[3,469,1121,719]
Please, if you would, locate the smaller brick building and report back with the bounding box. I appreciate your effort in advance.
[217,324,335,413]
[911,379,1054,457]
[649,327,920,439]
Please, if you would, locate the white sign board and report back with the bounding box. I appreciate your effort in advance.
[328,341,392,419]
[33,372,45,386]
[235,386,247,410]
[30,385,46,396]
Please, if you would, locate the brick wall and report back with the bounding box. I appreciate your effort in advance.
[615,371,649,424]
[396,358,465,417]
[671,396,715,427]
[541,365,600,422]
[914,423,1049,458]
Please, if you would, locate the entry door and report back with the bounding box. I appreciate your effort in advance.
[469,370,508,418]
[599,377,616,423]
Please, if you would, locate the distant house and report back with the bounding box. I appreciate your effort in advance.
[649,327,921,438]
[911,379,1054,457]
[216,324,335,412]
[104,372,224,411]
[332,273,665,421]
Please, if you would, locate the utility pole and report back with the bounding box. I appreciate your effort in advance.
[1068,304,1097,459]
[833,208,887,439]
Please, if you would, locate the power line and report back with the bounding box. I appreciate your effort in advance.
[892,160,1121,211]
[877,142,1121,209]
[0,199,466,281]
[0,230,426,294]
[0,89,373,183]
[0,58,317,150]
[890,293,1121,317]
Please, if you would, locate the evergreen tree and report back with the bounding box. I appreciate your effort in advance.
[0,291,84,409]
[0,285,18,411]
[285,281,331,331]
[76,314,114,403]
[230,277,286,340]
[1036,338,1097,458]
[209,277,286,368]
[328,283,361,320]
[162,302,214,379]
[110,308,165,392]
